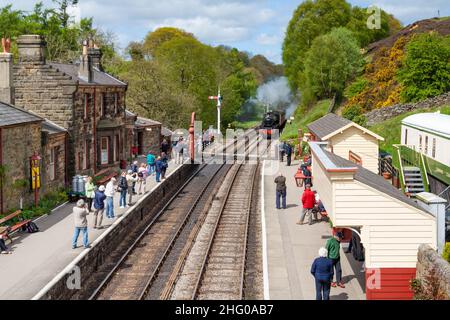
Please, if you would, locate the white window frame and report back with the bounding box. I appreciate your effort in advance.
[114,92,118,115]
[49,147,56,181]
[101,137,109,165]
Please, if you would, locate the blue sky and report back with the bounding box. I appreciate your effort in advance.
[8,0,450,63]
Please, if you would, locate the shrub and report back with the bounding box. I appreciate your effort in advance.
[398,33,450,102]
[344,77,368,99]
[443,242,450,263]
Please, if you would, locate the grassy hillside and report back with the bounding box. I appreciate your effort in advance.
[281,99,330,141]
[369,105,450,157]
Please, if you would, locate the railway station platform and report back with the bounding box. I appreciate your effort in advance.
[0,160,182,300]
[262,159,366,300]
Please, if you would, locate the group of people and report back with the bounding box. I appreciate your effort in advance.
[311,232,346,300]
[279,141,294,166]
[72,149,171,249]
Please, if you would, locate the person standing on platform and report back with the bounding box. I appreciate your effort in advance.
[274,173,287,209]
[326,232,345,288]
[0,229,12,254]
[161,152,169,179]
[161,139,170,157]
[131,161,139,194]
[298,184,317,225]
[72,199,90,249]
[155,156,163,183]
[137,163,147,195]
[279,141,285,162]
[285,143,293,166]
[311,247,334,300]
[105,177,116,218]
[85,176,95,212]
[93,185,106,229]
[147,151,156,176]
[118,171,128,209]
[126,170,138,206]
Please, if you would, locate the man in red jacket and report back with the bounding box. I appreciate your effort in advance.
[297,184,317,225]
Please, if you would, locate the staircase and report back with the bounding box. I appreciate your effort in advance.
[403,166,425,196]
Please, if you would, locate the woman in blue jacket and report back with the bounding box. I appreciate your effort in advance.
[311,247,334,300]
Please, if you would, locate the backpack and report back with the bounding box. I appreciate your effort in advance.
[26,221,39,233]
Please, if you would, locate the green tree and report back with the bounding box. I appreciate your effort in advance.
[282,0,401,92]
[399,33,450,102]
[303,28,363,101]
[282,0,352,91]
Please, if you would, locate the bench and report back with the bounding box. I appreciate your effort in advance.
[0,210,32,243]
[96,171,118,186]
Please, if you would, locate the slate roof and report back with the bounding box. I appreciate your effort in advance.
[0,101,43,127]
[307,113,352,140]
[42,119,67,135]
[162,127,173,137]
[322,148,426,212]
[49,62,127,87]
[135,116,161,127]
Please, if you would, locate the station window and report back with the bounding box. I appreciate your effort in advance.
[418,135,422,152]
[85,140,91,170]
[432,138,436,158]
[114,93,119,114]
[84,93,90,120]
[100,93,106,117]
[404,128,408,145]
[49,147,57,181]
[424,136,428,155]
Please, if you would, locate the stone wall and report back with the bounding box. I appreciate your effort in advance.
[1,123,41,211]
[41,132,66,194]
[416,244,450,298]
[364,92,450,126]
[140,125,162,156]
[73,87,127,176]
[36,164,198,300]
[14,64,77,130]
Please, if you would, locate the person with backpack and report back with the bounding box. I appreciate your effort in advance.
[137,163,147,195]
[118,171,128,209]
[93,185,106,229]
[72,199,90,249]
[155,156,163,183]
[131,161,139,194]
[85,176,95,212]
[161,152,169,179]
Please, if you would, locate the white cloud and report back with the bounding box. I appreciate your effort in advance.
[256,33,280,46]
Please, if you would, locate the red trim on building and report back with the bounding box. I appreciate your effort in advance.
[366,268,416,300]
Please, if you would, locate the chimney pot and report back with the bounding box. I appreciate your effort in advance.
[17,35,46,64]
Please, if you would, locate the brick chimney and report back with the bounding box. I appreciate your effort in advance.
[79,40,93,82]
[17,35,46,64]
[0,38,14,104]
[87,40,103,71]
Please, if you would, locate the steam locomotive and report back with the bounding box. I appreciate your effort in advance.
[260,111,286,138]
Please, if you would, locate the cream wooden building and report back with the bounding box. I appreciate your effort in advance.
[308,113,384,174]
[309,141,437,299]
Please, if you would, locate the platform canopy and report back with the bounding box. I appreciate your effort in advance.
[402,113,450,139]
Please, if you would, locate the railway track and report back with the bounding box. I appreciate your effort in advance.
[88,130,264,300]
[191,163,259,300]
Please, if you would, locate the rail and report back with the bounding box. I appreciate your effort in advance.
[191,163,259,299]
[89,128,263,300]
